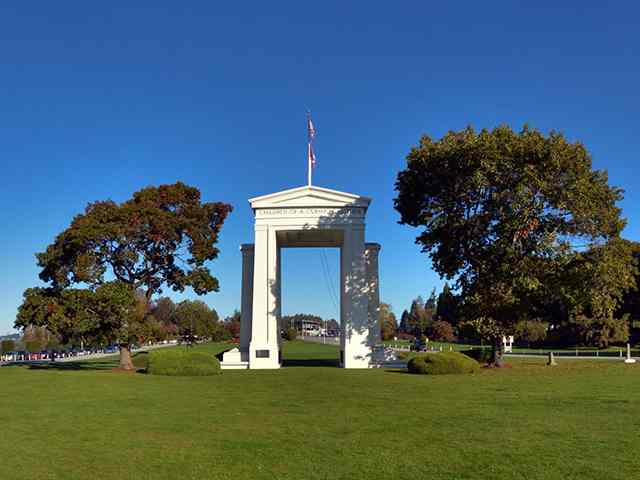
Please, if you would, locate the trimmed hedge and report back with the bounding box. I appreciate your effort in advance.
[461,348,493,365]
[407,352,479,375]
[147,348,221,376]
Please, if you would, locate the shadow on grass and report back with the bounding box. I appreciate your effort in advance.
[27,360,120,371]
[0,359,121,371]
[282,358,340,368]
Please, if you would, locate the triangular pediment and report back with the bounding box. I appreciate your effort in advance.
[249,185,371,210]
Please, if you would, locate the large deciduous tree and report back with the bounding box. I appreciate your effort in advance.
[17,182,232,369]
[379,302,397,341]
[16,282,139,364]
[395,125,631,365]
[172,299,221,343]
[224,310,242,338]
[617,242,640,343]
[553,238,637,347]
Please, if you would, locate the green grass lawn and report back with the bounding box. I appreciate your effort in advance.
[1,341,638,479]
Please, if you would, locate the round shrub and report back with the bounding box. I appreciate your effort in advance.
[396,351,412,361]
[407,352,479,375]
[407,356,430,374]
[147,348,221,376]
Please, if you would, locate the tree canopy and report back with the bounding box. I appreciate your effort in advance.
[16,282,138,350]
[395,125,633,362]
[36,182,232,299]
[172,299,222,343]
[379,302,397,340]
[16,182,232,369]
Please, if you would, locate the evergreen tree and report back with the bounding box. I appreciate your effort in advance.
[425,288,437,311]
[399,310,410,334]
[408,296,430,336]
[424,289,438,332]
[436,283,458,326]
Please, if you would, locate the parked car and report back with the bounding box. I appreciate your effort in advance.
[410,338,428,352]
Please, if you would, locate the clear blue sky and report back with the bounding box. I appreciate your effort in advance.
[1,1,639,334]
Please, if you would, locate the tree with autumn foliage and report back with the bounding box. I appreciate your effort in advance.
[224,310,242,339]
[395,125,632,365]
[379,302,397,341]
[16,182,232,369]
[16,282,139,353]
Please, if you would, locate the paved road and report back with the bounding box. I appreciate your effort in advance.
[505,352,637,361]
[300,335,340,345]
[0,342,176,366]
[298,337,638,362]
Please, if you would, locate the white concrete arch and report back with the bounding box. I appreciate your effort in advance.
[221,185,381,369]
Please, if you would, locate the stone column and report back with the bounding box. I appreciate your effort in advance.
[341,226,370,368]
[249,226,281,368]
[276,245,282,360]
[239,244,254,360]
[365,243,381,345]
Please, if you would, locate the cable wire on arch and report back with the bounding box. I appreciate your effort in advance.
[319,248,340,319]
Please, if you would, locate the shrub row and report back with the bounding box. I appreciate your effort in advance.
[147,348,221,376]
[407,352,479,375]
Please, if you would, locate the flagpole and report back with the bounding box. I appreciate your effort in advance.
[307,110,312,186]
[308,143,312,186]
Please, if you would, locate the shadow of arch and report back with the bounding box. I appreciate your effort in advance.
[282,357,340,367]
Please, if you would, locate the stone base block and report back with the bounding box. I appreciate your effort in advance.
[248,343,281,369]
[220,347,249,370]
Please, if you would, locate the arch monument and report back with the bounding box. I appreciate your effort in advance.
[220,184,384,369]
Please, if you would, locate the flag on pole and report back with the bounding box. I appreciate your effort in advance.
[307,111,317,185]
[308,142,317,168]
[307,115,316,141]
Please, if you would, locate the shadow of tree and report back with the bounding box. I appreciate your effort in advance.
[28,360,120,371]
[384,369,412,374]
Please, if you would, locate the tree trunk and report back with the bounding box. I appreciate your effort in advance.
[119,343,134,370]
[491,336,505,367]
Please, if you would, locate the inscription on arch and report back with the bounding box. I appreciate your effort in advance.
[255,206,364,217]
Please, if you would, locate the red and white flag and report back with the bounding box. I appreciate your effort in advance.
[307,116,316,141]
[306,112,318,185]
[308,142,317,168]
